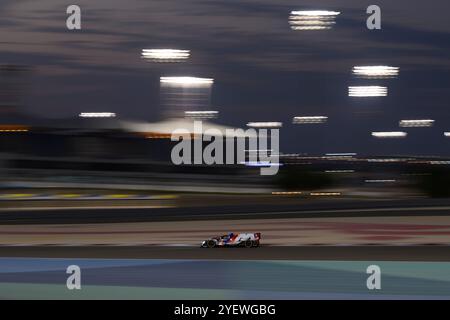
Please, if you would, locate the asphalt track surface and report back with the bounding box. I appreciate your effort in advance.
[1,246,449,261]
[2,200,449,299]
[1,198,450,224]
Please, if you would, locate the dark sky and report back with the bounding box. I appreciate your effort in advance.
[1,0,450,155]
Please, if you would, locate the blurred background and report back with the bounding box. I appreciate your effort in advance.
[1,0,450,300]
[0,0,450,204]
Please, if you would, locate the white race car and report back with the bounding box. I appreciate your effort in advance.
[201,232,261,248]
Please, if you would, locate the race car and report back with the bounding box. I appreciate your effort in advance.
[201,232,261,248]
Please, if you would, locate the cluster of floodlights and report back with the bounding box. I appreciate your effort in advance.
[292,116,328,124]
[141,49,190,62]
[138,29,449,140]
[289,10,340,30]
[349,66,399,97]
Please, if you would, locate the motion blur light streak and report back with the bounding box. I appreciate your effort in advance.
[290,25,330,31]
[141,49,190,62]
[246,122,283,128]
[0,125,29,132]
[293,116,328,124]
[185,111,219,120]
[325,153,356,157]
[291,10,341,16]
[241,161,282,166]
[246,149,273,152]
[429,161,450,165]
[368,158,406,162]
[352,66,399,79]
[78,112,116,118]
[160,77,214,86]
[323,155,354,159]
[371,131,407,138]
[289,10,340,30]
[271,191,302,195]
[0,129,28,132]
[399,119,435,127]
[145,133,174,139]
[310,192,341,196]
[348,86,388,97]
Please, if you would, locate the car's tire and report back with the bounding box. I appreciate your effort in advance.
[206,240,216,248]
[244,239,253,248]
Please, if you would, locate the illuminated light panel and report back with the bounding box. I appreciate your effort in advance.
[325,153,356,157]
[79,112,116,118]
[445,132,450,137]
[289,10,340,30]
[323,156,353,159]
[246,122,283,128]
[371,131,407,138]
[291,10,341,16]
[160,77,214,86]
[310,192,341,196]
[290,26,331,30]
[352,66,399,79]
[272,191,303,195]
[325,170,355,173]
[348,86,388,97]
[0,129,28,132]
[399,119,434,128]
[185,111,219,119]
[365,179,396,183]
[141,49,190,62]
[293,116,328,124]
[368,158,405,162]
[429,161,450,165]
[241,161,282,167]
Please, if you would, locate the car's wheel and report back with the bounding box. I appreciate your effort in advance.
[244,239,253,248]
[207,240,216,248]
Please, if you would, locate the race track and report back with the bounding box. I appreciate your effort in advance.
[0,245,449,261]
[2,198,450,224]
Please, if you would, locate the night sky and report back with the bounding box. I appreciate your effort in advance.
[1,0,450,155]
